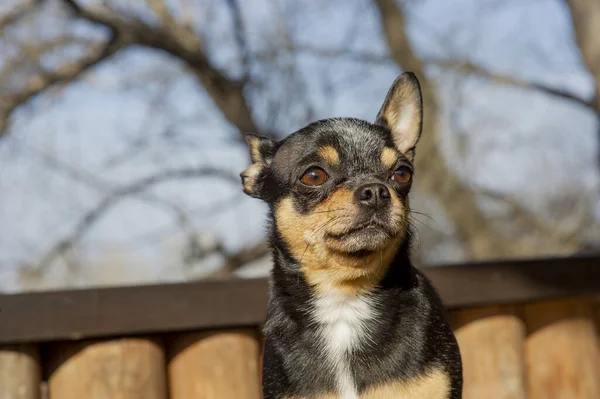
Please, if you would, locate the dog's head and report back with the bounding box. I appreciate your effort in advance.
[241,73,422,291]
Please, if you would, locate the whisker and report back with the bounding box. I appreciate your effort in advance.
[327,215,353,230]
[409,214,445,234]
[408,208,437,231]
[409,215,432,229]
[409,209,434,218]
[299,216,342,264]
[312,208,348,214]
[406,220,422,252]
[409,209,436,223]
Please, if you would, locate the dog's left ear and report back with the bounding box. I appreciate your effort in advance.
[241,133,277,199]
[375,72,423,161]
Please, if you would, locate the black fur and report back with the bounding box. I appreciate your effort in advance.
[243,74,462,398]
[262,240,462,398]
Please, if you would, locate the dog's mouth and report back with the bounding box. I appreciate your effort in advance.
[327,219,394,238]
[325,217,398,254]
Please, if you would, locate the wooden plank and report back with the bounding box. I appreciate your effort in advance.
[0,255,600,343]
[451,306,526,399]
[47,337,167,399]
[0,278,269,344]
[0,344,41,399]
[168,329,261,399]
[525,297,600,399]
[258,329,265,385]
[428,255,600,308]
[595,296,600,383]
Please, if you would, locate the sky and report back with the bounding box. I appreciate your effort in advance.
[0,0,598,293]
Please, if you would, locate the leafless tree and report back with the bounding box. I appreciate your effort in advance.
[0,0,597,290]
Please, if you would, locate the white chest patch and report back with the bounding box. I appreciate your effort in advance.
[313,292,377,399]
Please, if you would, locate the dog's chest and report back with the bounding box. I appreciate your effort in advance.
[312,293,377,398]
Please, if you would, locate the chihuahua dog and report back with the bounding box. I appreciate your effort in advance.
[241,73,462,399]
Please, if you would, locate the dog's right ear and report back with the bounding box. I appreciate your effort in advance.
[241,133,277,199]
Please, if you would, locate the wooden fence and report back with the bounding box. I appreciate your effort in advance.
[1,255,599,398]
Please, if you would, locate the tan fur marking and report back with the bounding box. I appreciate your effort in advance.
[241,163,262,194]
[283,368,450,398]
[242,135,269,196]
[318,146,340,166]
[362,367,451,399]
[380,147,399,168]
[246,135,263,163]
[275,187,408,295]
[389,182,407,212]
[283,394,337,399]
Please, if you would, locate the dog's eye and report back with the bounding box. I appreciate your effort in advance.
[300,167,328,186]
[392,167,412,184]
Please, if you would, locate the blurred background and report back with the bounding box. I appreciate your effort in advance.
[1,0,599,293]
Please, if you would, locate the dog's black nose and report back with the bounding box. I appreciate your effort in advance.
[355,183,391,208]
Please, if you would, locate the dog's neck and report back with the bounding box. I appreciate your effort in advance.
[270,228,415,300]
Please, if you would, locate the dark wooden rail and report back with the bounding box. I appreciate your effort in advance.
[0,254,599,398]
[1,254,599,344]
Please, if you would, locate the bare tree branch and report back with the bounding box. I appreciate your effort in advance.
[427,57,597,111]
[179,0,196,29]
[477,187,588,249]
[146,0,177,26]
[0,0,36,32]
[207,242,269,278]
[34,166,240,271]
[61,0,260,137]
[144,0,202,51]
[0,40,123,136]
[1,0,261,139]
[225,0,250,80]
[0,36,101,86]
[0,1,127,137]
[284,46,390,63]
[565,0,600,112]
[286,44,596,111]
[31,146,200,246]
[263,0,317,125]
